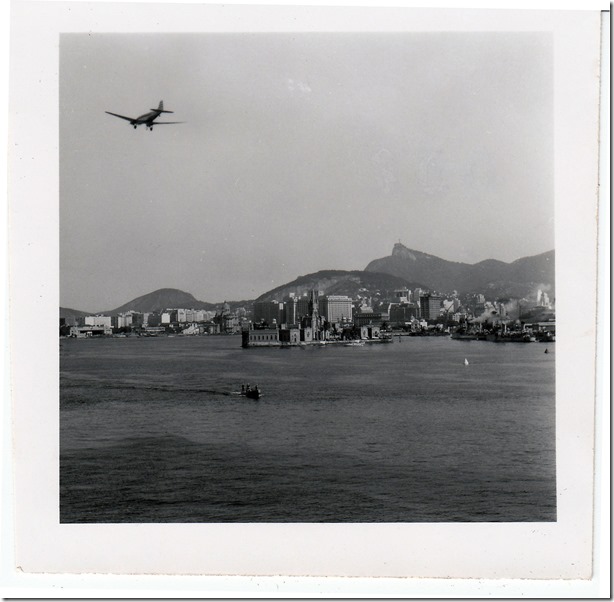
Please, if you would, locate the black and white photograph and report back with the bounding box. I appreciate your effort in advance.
[59,30,558,525]
[6,1,607,591]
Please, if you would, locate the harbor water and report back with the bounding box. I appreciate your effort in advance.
[60,335,556,522]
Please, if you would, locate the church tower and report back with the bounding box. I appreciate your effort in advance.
[309,290,321,340]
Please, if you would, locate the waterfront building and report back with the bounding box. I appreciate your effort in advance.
[70,324,112,337]
[217,303,241,333]
[318,295,353,324]
[142,326,166,336]
[360,325,381,340]
[180,323,200,336]
[113,313,133,329]
[354,310,384,327]
[85,315,112,328]
[419,294,443,321]
[279,327,301,345]
[242,328,280,347]
[202,321,221,335]
[388,302,420,325]
[300,326,314,343]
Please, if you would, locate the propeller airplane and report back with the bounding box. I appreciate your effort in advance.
[105,101,183,131]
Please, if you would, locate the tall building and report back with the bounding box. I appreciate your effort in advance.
[253,301,284,325]
[413,289,424,310]
[388,303,419,325]
[112,313,132,329]
[294,296,311,323]
[318,295,353,324]
[419,294,442,321]
[283,296,299,325]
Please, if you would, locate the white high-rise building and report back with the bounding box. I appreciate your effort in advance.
[318,295,353,324]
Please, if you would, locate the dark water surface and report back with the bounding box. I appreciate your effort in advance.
[60,335,556,522]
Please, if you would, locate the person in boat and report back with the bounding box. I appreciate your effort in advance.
[246,383,251,393]
[254,385,259,395]
[241,384,245,394]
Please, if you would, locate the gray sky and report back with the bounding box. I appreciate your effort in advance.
[60,32,553,311]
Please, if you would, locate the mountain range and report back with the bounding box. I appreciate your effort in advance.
[60,245,554,317]
[365,243,554,300]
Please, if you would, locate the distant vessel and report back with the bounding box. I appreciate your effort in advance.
[464,358,469,366]
[239,385,261,400]
[344,340,365,347]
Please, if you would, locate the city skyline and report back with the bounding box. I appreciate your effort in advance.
[61,32,554,311]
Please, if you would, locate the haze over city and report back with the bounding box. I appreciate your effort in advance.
[60,32,553,312]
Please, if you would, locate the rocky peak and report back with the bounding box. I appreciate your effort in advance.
[392,243,417,261]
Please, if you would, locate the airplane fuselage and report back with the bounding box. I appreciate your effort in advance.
[133,109,163,126]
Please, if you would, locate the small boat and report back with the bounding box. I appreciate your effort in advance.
[464,358,469,366]
[239,385,261,400]
[344,340,365,347]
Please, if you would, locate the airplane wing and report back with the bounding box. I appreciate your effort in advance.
[151,121,184,125]
[105,111,135,122]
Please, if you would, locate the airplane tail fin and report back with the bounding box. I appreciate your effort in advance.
[152,100,174,114]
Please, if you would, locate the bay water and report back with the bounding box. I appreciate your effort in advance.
[60,335,556,522]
